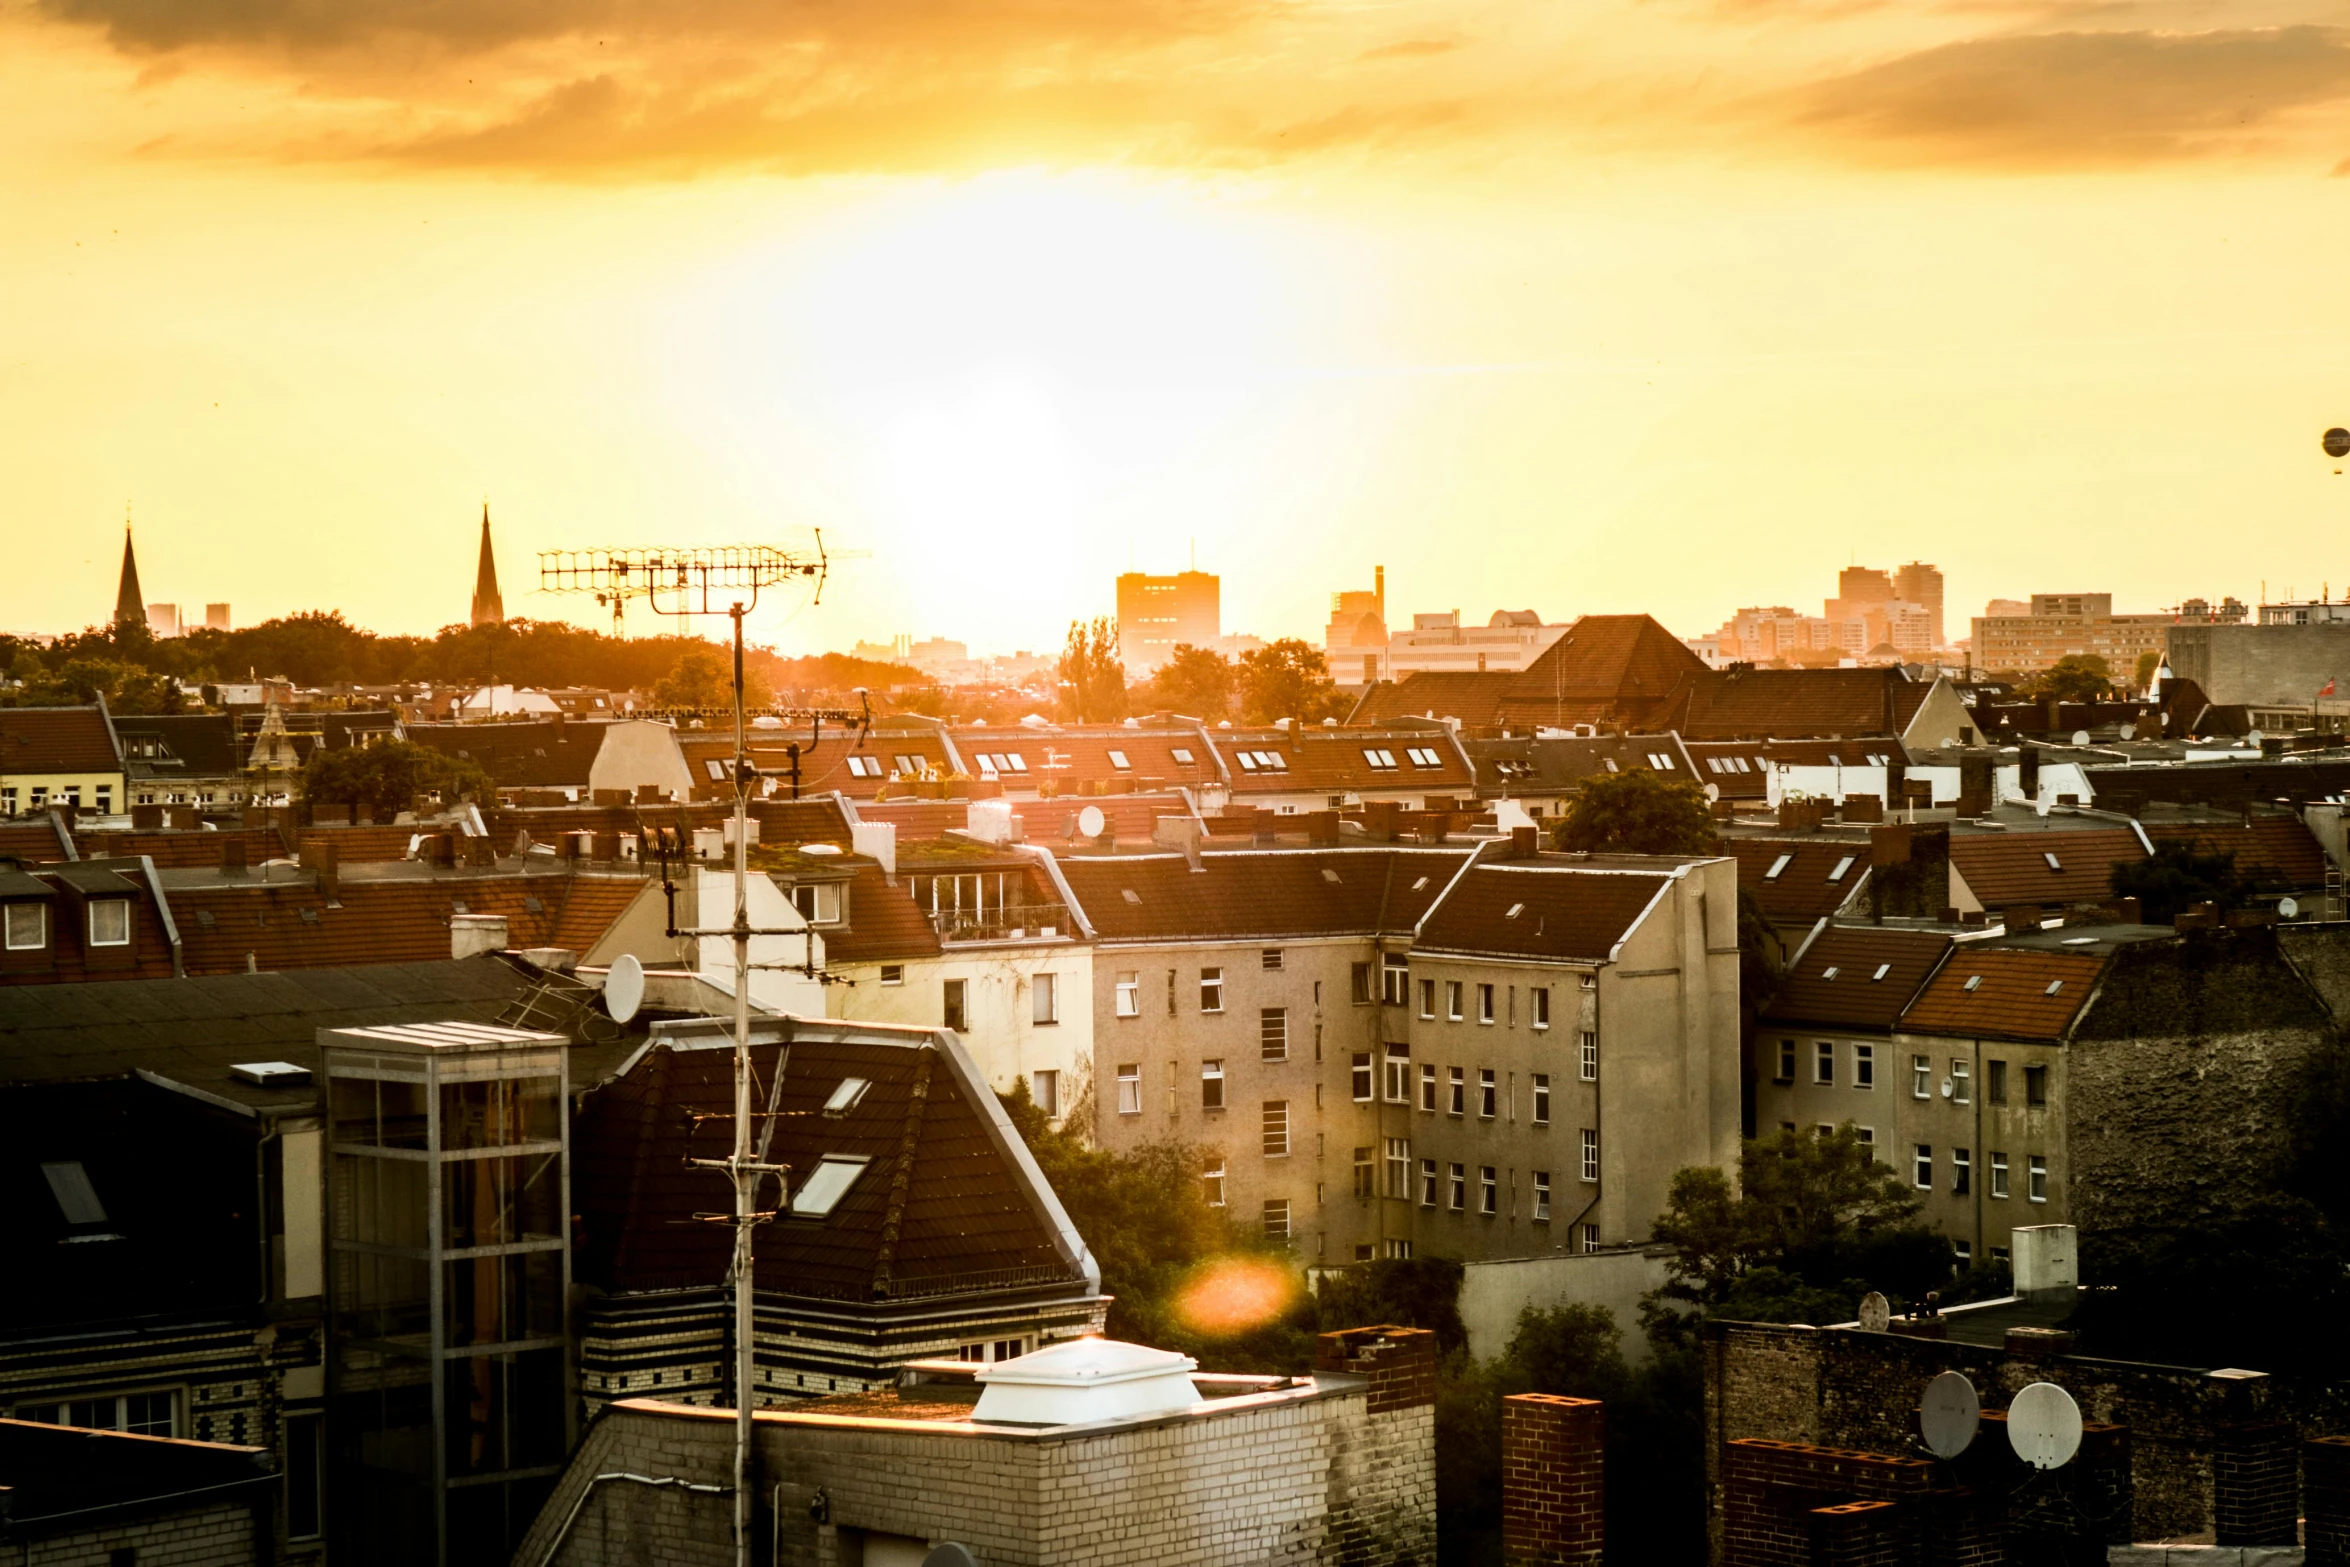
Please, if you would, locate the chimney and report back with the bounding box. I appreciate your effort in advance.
[450,913,510,960]
[2011,1223,2076,1301]
[1305,810,1341,846]
[168,806,200,831]
[220,837,249,876]
[1510,825,1538,859]
[131,803,165,831]
[852,819,897,876]
[299,838,340,902]
[2018,744,2042,803]
[1363,801,1400,842]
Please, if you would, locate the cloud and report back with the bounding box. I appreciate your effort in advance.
[1791,25,2350,164]
[1359,37,1460,61]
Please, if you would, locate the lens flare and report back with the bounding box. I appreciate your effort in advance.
[1173,1255,1300,1338]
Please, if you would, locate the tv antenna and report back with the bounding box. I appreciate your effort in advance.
[535,535,857,1567]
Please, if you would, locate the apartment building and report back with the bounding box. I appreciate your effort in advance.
[1069,841,1739,1263]
[1971,593,2172,675]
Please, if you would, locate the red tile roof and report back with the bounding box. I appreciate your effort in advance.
[1673,669,1937,742]
[1411,864,1672,963]
[0,708,119,775]
[1899,948,2105,1041]
[77,827,287,870]
[682,731,954,802]
[1058,847,1472,942]
[1214,729,1475,797]
[853,796,1196,846]
[1947,829,2147,909]
[1731,839,1873,924]
[818,863,943,964]
[0,819,74,865]
[947,726,1219,793]
[1762,926,1952,1030]
[2144,817,2330,892]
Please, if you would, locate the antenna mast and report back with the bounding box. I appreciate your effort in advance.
[537,539,847,1567]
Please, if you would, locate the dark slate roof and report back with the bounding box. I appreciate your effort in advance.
[573,1023,1090,1304]
[2144,816,2330,892]
[1056,847,1472,942]
[0,1415,273,1532]
[406,719,610,790]
[0,707,118,775]
[1463,734,1696,797]
[1672,668,1937,741]
[0,957,531,1106]
[813,863,943,964]
[1761,926,1952,1031]
[1410,863,1673,962]
[1730,839,1872,925]
[1348,615,1703,733]
[113,713,241,776]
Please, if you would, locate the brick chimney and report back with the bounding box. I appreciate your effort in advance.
[220,837,249,876]
[1510,825,1539,860]
[1314,1325,1437,1413]
[451,913,510,960]
[1502,1394,1604,1567]
[298,837,340,902]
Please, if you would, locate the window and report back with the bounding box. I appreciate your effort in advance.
[1648,752,1675,771]
[1385,1139,1412,1199]
[18,1391,180,1438]
[1814,1041,1834,1086]
[1384,1046,1411,1103]
[1117,1065,1141,1115]
[1477,984,1496,1024]
[1446,981,1464,1021]
[1262,1101,1291,1157]
[3,903,45,951]
[1479,1166,1499,1215]
[1384,1239,1414,1260]
[942,979,967,1032]
[88,900,130,948]
[1263,1199,1291,1238]
[704,758,727,781]
[789,1155,872,1217]
[1479,1069,1497,1119]
[1032,1071,1060,1118]
[1201,1061,1225,1112]
[1950,1059,1970,1104]
[1202,1163,1225,1207]
[791,883,842,928]
[1912,1055,1931,1098]
[1531,988,1550,1030]
[1988,1059,2008,1104]
[1990,1151,2009,1199]
[1261,947,1284,971]
[1419,1064,1437,1111]
[2025,1065,2048,1107]
[1854,1043,1874,1089]
[1115,972,1140,1017]
[1381,953,1409,1006]
[1764,853,1793,881]
[892,753,928,777]
[1827,856,1855,883]
[1351,1053,1374,1102]
[1420,1158,1439,1206]
[1914,1145,1933,1189]
[1448,1067,1465,1116]
[1200,967,1224,1012]
[1952,1146,1971,1195]
[1353,1146,1376,1199]
[1032,973,1059,1026]
[1171,747,1195,765]
[286,1410,322,1540]
[1532,1073,1551,1125]
[1580,1129,1599,1182]
[1854,1127,1875,1158]
[1407,746,1444,768]
[1582,1224,1601,1252]
[823,1077,872,1116]
[1447,1163,1466,1211]
[1419,978,1436,1019]
[879,964,904,987]
[2028,1155,2048,1202]
[845,754,884,778]
[1351,962,1373,1004]
[1106,748,1132,770]
[1777,1039,1796,1082]
[1533,1171,1551,1221]
[1260,1008,1289,1062]
[1363,747,1398,771]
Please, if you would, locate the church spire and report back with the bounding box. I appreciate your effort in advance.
[470,503,505,628]
[114,522,145,631]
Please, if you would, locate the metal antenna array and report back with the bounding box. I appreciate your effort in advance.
[537,537,848,1567]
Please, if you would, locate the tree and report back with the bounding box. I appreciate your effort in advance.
[1236,639,1346,726]
[1646,1126,1949,1344]
[2134,650,2162,692]
[2111,840,2249,924]
[2020,653,2112,704]
[300,739,491,818]
[652,645,771,711]
[1139,644,1236,722]
[1056,618,1129,724]
[1556,769,1716,856]
[0,653,182,713]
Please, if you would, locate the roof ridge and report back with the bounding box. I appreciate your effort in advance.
[868,1048,933,1300]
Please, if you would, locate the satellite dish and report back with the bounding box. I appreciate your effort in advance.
[2247,729,2265,744]
[2326,427,2350,459]
[1920,1371,1980,1459]
[921,1548,980,1567]
[1858,1291,1890,1333]
[605,952,645,1025]
[1077,805,1107,838]
[2070,730,2091,747]
[2280,897,2301,919]
[2006,1382,2083,1471]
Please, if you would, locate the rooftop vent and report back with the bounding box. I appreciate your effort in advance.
[232,1061,313,1088]
[971,1337,1202,1427]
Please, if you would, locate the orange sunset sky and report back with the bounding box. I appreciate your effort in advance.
[8,0,2350,655]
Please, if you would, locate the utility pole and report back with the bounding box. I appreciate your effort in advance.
[538,541,858,1567]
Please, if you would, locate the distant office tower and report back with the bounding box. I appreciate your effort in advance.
[114,528,145,631]
[1325,566,1390,685]
[1116,570,1219,671]
[1972,593,2171,674]
[470,504,505,627]
[206,603,232,632]
[145,603,180,639]
[1836,566,1895,606]
[1895,562,1945,648]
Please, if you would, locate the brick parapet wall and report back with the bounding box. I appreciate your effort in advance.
[1502,1395,1603,1567]
[2212,1421,2300,1546]
[24,1501,257,1567]
[2307,1436,2350,1567]
[1316,1325,1439,1413]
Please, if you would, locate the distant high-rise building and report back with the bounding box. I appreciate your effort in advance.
[1972,592,2172,674]
[205,603,232,632]
[1894,562,1945,648]
[470,505,505,628]
[113,528,145,631]
[1115,570,1218,671]
[1325,567,1390,686]
[1835,566,1895,606]
[145,603,180,639]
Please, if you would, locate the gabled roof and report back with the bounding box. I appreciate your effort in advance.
[1673,668,1940,742]
[112,713,241,777]
[2143,816,2330,892]
[1463,734,1696,797]
[749,796,858,847]
[1761,926,1951,1031]
[1348,615,1703,733]
[1211,728,1475,796]
[1899,948,2105,1041]
[407,719,609,790]
[0,818,73,865]
[0,707,119,775]
[573,1023,1089,1303]
[1056,848,1472,942]
[1730,839,1872,924]
[77,826,286,870]
[683,730,955,802]
[946,726,1219,793]
[1686,738,1907,801]
[1411,863,1673,963]
[812,862,943,965]
[0,1416,274,1525]
[1947,828,2147,909]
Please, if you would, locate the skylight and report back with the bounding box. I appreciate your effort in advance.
[1411,876,1429,891]
[1871,964,1891,981]
[1764,854,1793,881]
[1171,748,1194,765]
[1121,889,1142,905]
[788,1156,871,1218]
[1506,903,1525,918]
[2044,980,2064,996]
[1363,748,1399,771]
[1235,753,1260,771]
[1964,975,1982,991]
[1322,868,1342,884]
[1107,750,1132,771]
[2043,852,2062,871]
[41,1161,106,1226]
[1821,966,1840,980]
[822,1077,871,1116]
[1827,856,1855,882]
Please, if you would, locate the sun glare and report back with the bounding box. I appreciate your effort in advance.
[1172,1255,1301,1339]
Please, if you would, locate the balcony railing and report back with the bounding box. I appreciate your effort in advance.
[930,902,1073,943]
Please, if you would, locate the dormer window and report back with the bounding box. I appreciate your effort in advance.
[790,883,843,925]
[88,900,131,948]
[4,903,46,951]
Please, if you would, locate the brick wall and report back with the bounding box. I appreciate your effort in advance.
[2307,1435,2350,1567]
[1502,1394,1602,1566]
[25,1501,257,1567]
[2211,1422,2299,1546]
[1316,1325,1439,1413]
